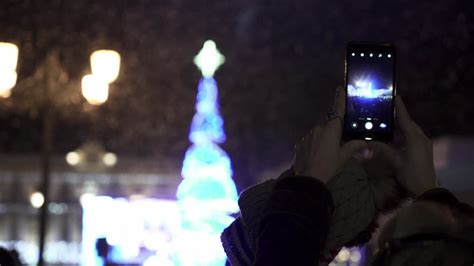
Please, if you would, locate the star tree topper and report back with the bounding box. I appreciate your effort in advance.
[194,40,225,77]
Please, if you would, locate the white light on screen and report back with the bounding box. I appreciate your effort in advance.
[369,53,373,57]
[355,81,367,87]
[360,53,364,57]
[379,54,382,57]
[388,54,392,58]
[351,53,355,56]
[365,122,373,130]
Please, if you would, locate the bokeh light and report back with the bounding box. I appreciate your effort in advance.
[81,74,109,105]
[90,50,121,83]
[30,192,45,208]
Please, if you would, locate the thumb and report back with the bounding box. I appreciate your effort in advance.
[368,141,401,168]
[340,140,368,163]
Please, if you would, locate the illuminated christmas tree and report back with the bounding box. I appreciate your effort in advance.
[175,40,238,266]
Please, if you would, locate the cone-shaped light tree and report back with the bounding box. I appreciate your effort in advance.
[175,40,238,266]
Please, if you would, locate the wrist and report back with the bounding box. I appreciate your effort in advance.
[412,178,438,197]
[298,167,332,184]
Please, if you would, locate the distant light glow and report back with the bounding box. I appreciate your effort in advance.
[369,53,373,57]
[90,50,121,83]
[103,152,117,166]
[387,54,392,58]
[0,240,82,264]
[143,255,174,266]
[379,54,383,57]
[194,40,225,77]
[66,151,81,166]
[365,137,373,140]
[79,193,95,207]
[336,248,351,262]
[129,194,145,201]
[360,53,364,57]
[351,53,355,56]
[350,250,362,262]
[82,197,181,265]
[348,80,393,99]
[380,123,387,128]
[331,247,363,265]
[30,192,45,208]
[48,203,67,215]
[81,74,109,105]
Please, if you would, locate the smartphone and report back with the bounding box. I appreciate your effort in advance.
[343,42,396,141]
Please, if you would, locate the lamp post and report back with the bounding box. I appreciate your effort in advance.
[0,42,121,265]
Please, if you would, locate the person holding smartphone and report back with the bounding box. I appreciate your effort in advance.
[221,88,474,266]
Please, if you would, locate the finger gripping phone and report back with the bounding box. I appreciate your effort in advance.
[343,42,396,142]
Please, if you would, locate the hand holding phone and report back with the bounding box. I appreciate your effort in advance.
[368,97,437,196]
[294,89,367,183]
[343,42,396,141]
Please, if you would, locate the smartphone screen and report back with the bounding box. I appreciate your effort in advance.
[344,42,396,141]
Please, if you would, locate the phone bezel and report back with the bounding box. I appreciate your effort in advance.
[343,42,396,142]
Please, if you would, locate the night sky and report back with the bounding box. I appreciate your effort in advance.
[0,0,473,189]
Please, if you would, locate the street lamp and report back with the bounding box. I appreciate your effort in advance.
[0,42,19,70]
[82,49,121,105]
[0,42,19,97]
[90,50,121,83]
[0,44,121,265]
[0,71,17,98]
[81,74,110,105]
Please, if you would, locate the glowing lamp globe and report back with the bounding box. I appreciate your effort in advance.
[194,40,225,77]
[0,42,19,72]
[0,70,17,98]
[81,74,109,105]
[90,50,121,83]
[30,192,45,208]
